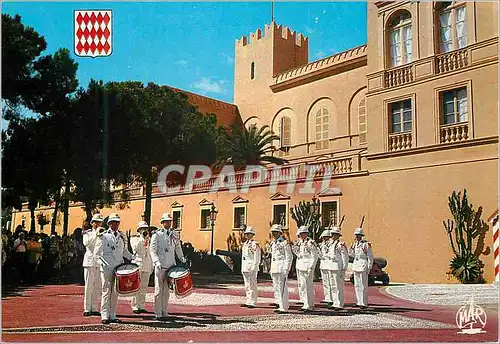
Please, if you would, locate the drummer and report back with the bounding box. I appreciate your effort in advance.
[130,221,153,314]
[150,212,187,321]
[94,213,134,324]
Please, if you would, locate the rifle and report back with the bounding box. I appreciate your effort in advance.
[359,215,365,228]
[338,215,346,228]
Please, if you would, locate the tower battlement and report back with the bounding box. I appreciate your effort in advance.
[235,22,308,47]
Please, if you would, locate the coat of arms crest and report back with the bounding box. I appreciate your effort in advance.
[74,10,112,58]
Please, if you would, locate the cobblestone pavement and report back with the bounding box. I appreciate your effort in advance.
[385,284,499,307]
[2,279,498,342]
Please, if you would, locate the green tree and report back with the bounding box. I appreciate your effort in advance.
[218,124,287,170]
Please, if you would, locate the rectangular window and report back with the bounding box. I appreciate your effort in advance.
[251,62,255,80]
[200,209,210,230]
[389,13,412,67]
[233,206,246,229]
[279,117,291,148]
[272,204,287,228]
[358,98,367,144]
[439,5,467,53]
[172,210,182,230]
[389,100,412,134]
[442,87,468,125]
[321,201,338,227]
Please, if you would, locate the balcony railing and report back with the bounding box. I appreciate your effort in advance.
[308,157,353,175]
[388,132,412,151]
[384,64,413,88]
[440,122,469,144]
[435,48,468,74]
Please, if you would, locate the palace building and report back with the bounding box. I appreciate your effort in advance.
[11,1,499,283]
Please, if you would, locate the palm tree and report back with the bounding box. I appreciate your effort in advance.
[218,124,288,170]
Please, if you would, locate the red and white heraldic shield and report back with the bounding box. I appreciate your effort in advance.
[74,10,112,58]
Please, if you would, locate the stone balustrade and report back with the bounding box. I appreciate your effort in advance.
[384,64,413,88]
[440,122,469,144]
[388,132,412,151]
[435,48,468,74]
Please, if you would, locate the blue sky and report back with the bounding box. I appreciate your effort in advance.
[3,2,367,104]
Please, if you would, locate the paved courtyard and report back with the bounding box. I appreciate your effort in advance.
[2,276,498,342]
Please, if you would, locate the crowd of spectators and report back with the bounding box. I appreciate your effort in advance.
[2,225,85,287]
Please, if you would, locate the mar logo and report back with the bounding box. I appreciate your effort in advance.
[456,297,487,334]
[74,10,112,58]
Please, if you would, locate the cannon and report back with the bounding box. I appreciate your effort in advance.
[346,257,390,286]
[215,250,242,273]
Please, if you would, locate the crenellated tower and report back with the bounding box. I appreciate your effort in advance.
[234,22,308,124]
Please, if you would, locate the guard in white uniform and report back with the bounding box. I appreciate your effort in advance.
[150,212,186,321]
[130,221,153,314]
[318,229,333,306]
[329,226,349,310]
[269,224,292,314]
[350,227,373,308]
[292,231,305,307]
[94,213,134,324]
[240,226,261,308]
[82,214,103,316]
[294,225,319,312]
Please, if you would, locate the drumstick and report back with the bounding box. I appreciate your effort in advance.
[360,215,365,228]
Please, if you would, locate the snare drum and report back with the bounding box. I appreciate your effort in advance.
[114,263,140,295]
[167,266,193,297]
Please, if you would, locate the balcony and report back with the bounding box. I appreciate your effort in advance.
[435,48,469,74]
[388,132,412,151]
[440,122,469,144]
[384,64,414,88]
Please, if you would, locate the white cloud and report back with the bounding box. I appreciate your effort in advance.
[176,60,188,67]
[314,51,326,59]
[193,77,226,95]
[220,53,234,65]
[304,26,314,34]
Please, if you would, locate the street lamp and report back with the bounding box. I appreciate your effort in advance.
[209,204,218,255]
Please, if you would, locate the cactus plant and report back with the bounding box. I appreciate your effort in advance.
[290,198,322,241]
[443,189,488,283]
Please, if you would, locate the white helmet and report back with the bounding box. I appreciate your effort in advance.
[330,226,342,236]
[160,212,173,223]
[137,221,149,230]
[270,224,283,233]
[107,213,120,224]
[297,225,309,235]
[354,227,364,236]
[90,213,104,223]
[320,229,332,238]
[244,226,256,235]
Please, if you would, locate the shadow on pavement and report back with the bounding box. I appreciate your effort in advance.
[117,312,255,330]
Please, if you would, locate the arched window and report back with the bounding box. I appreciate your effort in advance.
[278,116,291,148]
[315,108,329,150]
[358,98,367,144]
[250,62,255,79]
[387,11,412,67]
[437,2,467,53]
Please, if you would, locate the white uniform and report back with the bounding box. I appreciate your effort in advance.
[269,237,292,312]
[241,239,261,306]
[351,240,373,307]
[82,228,102,313]
[320,239,349,308]
[94,229,133,320]
[149,228,185,318]
[292,241,305,304]
[130,234,153,311]
[295,237,319,311]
